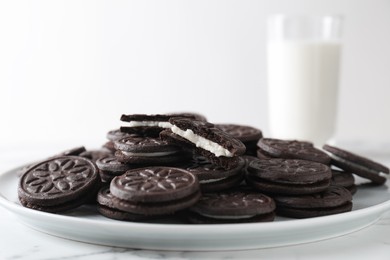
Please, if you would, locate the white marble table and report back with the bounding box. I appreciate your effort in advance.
[1,143,390,260]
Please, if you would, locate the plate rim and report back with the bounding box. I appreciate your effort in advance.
[1,164,390,250]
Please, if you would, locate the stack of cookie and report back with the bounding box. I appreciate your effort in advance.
[96,113,277,223]
[17,112,389,224]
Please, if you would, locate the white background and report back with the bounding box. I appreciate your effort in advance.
[1,0,390,150]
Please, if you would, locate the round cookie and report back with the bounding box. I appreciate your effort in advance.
[110,167,199,202]
[216,124,262,155]
[114,135,188,165]
[18,156,100,212]
[331,169,357,194]
[187,188,276,224]
[109,167,201,215]
[177,155,245,192]
[323,144,389,185]
[96,156,136,183]
[258,138,331,164]
[246,158,332,195]
[274,186,353,218]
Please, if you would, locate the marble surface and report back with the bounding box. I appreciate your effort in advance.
[1,143,390,260]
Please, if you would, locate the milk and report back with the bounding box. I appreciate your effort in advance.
[267,41,341,146]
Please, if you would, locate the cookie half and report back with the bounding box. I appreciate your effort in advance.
[120,113,206,136]
[161,118,246,169]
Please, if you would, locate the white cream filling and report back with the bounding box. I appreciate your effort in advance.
[199,213,257,219]
[171,126,233,157]
[121,151,177,157]
[128,121,172,128]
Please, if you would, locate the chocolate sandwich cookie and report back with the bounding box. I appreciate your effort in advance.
[274,186,353,218]
[258,138,331,165]
[80,149,113,162]
[178,155,245,192]
[109,167,201,215]
[120,113,205,136]
[246,158,332,195]
[187,188,276,224]
[96,156,135,183]
[331,169,357,195]
[323,145,389,185]
[256,148,272,160]
[216,124,262,156]
[18,156,100,213]
[97,186,165,221]
[161,118,246,170]
[105,129,131,152]
[114,134,189,165]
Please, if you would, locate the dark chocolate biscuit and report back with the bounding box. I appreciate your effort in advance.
[96,156,132,172]
[57,146,87,157]
[80,149,113,162]
[246,158,332,194]
[323,144,389,185]
[187,189,276,224]
[256,148,272,159]
[106,129,130,141]
[110,167,200,202]
[96,156,135,183]
[120,113,204,136]
[177,155,245,192]
[258,138,331,165]
[216,124,262,156]
[162,118,246,169]
[167,112,207,122]
[18,156,100,212]
[102,141,116,153]
[97,186,164,221]
[245,174,331,195]
[277,202,353,219]
[114,135,188,165]
[331,169,355,187]
[215,124,263,143]
[274,186,353,218]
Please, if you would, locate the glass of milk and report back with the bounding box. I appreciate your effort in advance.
[267,14,343,146]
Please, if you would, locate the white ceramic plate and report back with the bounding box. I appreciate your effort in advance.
[1,165,390,251]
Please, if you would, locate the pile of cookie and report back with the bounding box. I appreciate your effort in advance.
[17,113,389,224]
